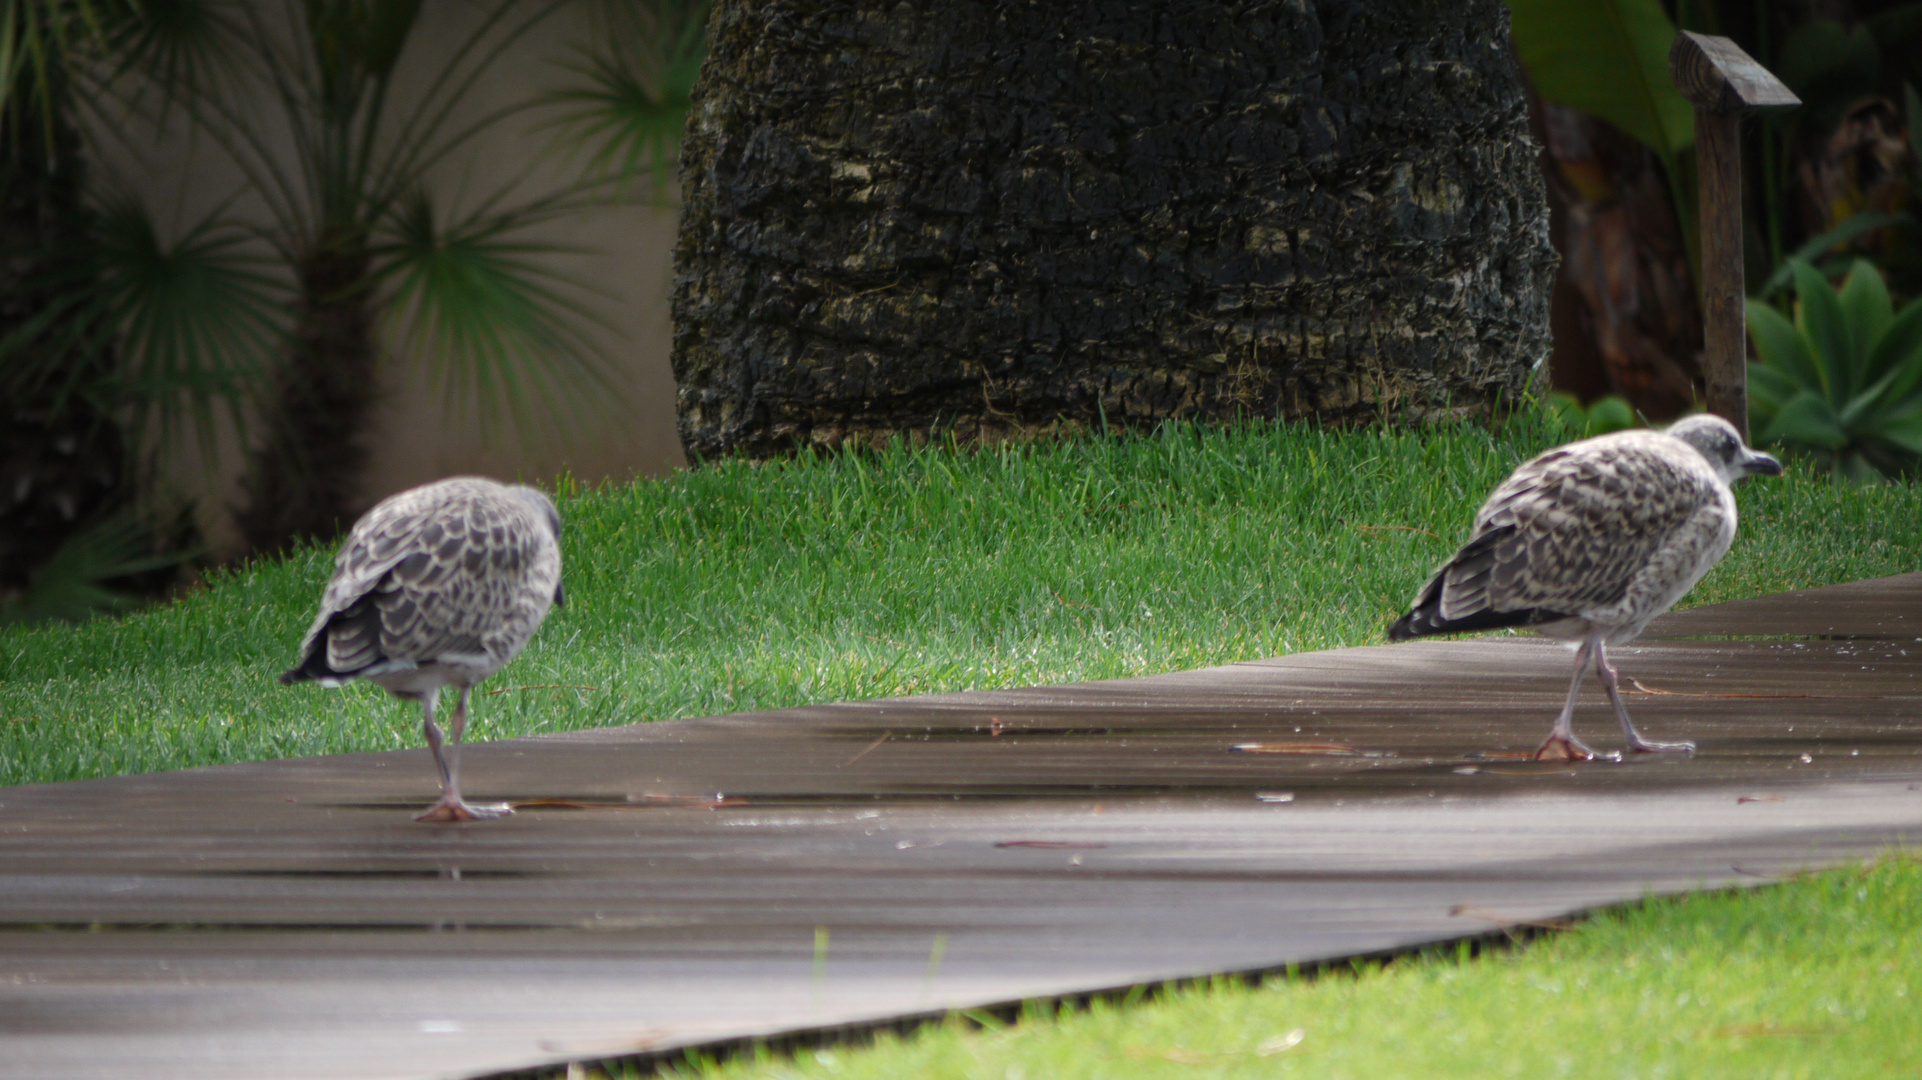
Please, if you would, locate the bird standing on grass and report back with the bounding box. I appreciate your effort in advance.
[281,477,564,821]
[1388,414,1780,761]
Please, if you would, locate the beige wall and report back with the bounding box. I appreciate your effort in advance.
[88,0,687,556]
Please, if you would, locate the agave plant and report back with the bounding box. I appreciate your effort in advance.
[1746,258,1922,481]
[1546,391,1640,438]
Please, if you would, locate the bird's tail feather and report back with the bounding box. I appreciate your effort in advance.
[1388,559,1573,640]
[1389,603,1565,641]
[1387,524,1573,641]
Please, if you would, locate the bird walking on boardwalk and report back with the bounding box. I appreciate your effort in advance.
[1388,415,1780,761]
[281,477,564,821]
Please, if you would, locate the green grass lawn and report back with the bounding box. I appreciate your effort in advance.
[4,418,1920,787]
[4,418,1921,1079]
[616,855,1922,1080]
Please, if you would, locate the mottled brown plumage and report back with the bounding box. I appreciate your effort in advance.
[282,477,563,821]
[1389,415,1780,760]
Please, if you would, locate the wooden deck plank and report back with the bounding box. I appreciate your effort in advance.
[2,574,1919,1079]
[1644,571,1922,638]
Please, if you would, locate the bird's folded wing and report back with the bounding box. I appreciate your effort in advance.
[1445,442,1712,620]
[300,486,485,657]
[366,498,544,664]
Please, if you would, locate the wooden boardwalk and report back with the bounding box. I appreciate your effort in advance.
[2,574,1919,1080]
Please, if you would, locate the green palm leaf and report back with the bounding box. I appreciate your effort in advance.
[369,188,619,429]
[0,264,106,411]
[1751,252,1922,479]
[1506,0,1692,162]
[1745,299,1822,393]
[1754,211,1909,301]
[90,192,289,458]
[92,0,250,113]
[1760,392,1848,452]
[545,48,692,198]
[1835,259,1892,379]
[542,0,707,200]
[1789,259,1851,402]
[1864,296,1922,402]
[1746,361,1799,415]
[1875,405,1922,457]
[12,0,703,551]
[0,510,194,625]
[0,0,135,137]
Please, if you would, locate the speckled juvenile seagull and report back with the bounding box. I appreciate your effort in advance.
[1388,414,1780,761]
[281,477,564,822]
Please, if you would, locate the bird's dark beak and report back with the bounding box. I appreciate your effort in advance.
[553,581,566,608]
[1744,449,1782,477]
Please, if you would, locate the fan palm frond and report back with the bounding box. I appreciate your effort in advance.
[91,191,290,462]
[370,186,620,430]
[542,0,707,199]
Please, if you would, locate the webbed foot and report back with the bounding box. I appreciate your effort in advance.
[414,798,514,823]
[1534,734,1619,763]
[1626,735,1697,755]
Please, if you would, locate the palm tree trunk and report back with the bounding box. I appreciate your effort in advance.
[672,0,1557,458]
[237,241,378,553]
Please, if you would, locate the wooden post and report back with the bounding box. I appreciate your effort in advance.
[1668,32,1798,441]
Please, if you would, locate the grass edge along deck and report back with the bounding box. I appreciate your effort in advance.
[1,573,1918,1080]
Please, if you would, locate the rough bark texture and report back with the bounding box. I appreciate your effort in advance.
[236,242,378,554]
[672,0,1556,458]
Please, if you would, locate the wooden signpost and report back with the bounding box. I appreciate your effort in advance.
[1668,31,1799,441]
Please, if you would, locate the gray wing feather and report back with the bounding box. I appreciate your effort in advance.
[297,478,559,675]
[296,486,453,663]
[1437,432,1718,624]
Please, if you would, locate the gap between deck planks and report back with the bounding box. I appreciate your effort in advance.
[1,573,1919,1080]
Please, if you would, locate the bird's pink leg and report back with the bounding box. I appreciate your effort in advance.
[1535,635,1613,762]
[419,691,454,791]
[416,686,513,823]
[1597,641,1695,755]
